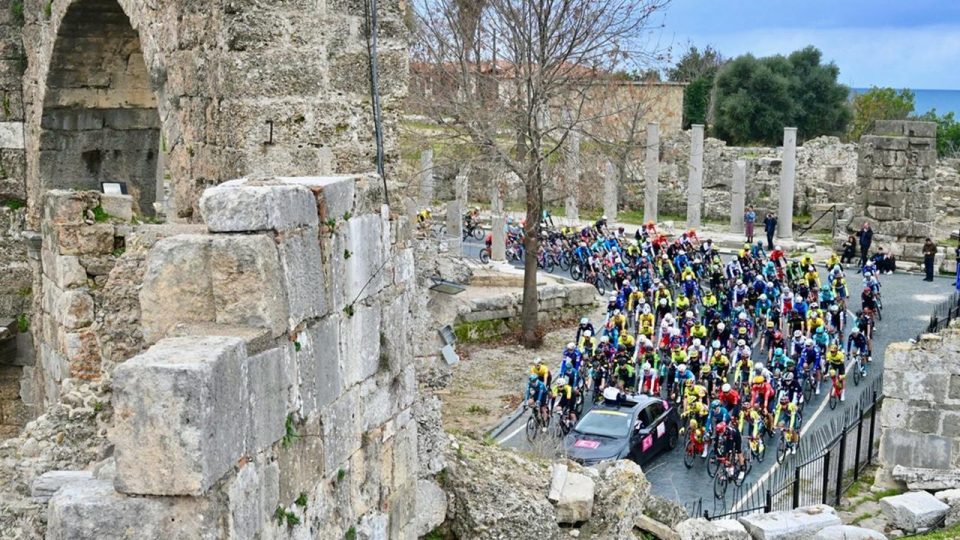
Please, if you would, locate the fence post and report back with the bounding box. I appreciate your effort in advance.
[765,489,773,513]
[836,426,848,506]
[821,450,831,505]
[703,510,709,520]
[793,466,801,509]
[867,391,878,465]
[854,408,864,481]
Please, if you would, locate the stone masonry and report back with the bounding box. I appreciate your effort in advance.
[878,323,960,484]
[34,175,427,539]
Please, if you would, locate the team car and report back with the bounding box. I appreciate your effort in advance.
[564,388,681,466]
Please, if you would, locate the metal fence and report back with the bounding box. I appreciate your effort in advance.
[695,375,883,521]
[916,291,960,340]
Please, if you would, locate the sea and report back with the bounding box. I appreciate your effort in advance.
[851,87,960,118]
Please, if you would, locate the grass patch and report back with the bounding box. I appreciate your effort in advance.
[91,205,111,222]
[850,510,878,526]
[906,523,960,539]
[466,404,490,415]
[2,199,25,211]
[862,487,904,503]
[16,313,28,333]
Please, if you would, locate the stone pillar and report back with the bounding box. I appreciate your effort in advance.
[455,166,469,211]
[563,109,581,222]
[686,124,704,229]
[603,161,618,220]
[777,127,797,239]
[445,201,462,254]
[419,148,435,207]
[491,214,506,261]
[403,196,418,226]
[730,160,746,234]
[644,122,660,224]
[565,196,579,222]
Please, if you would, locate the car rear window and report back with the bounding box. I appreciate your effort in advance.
[575,410,631,438]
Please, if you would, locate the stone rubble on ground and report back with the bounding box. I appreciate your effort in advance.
[934,488,960,527]
[555,470,595,525]
[738,505,843,540]
[892,465,960,491]
[813,524,888,540]
[676,517,750,540]
[879,491,950,533]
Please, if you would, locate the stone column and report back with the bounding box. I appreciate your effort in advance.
[445,201,462,254]
[455,166,469,210]
[777,127,797,239]
[419,148,435,207]
[603,160,618,220]
[644,122,660,224]
[491,214,506,261]
[403,196,418,226]
[565,196,579,222]
[563,109,581,222]
[730,160,746,234]
[686,124,705,229]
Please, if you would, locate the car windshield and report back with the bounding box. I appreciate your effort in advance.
[574,409,632,438]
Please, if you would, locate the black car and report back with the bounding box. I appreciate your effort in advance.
[564,391,681,466]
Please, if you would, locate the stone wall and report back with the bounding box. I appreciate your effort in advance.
[0,0,26,204]
[15,0,407,224]
[878,323,960,484]
[8,175,434,539]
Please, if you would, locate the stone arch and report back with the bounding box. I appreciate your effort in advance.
[38,0,162,216]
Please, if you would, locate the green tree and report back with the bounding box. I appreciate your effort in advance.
[848,87,915,141]
[712,46,851,145]
[916,109,960,157]
[667,45,725,128]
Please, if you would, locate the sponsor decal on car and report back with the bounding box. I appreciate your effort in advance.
[574,439,600,449]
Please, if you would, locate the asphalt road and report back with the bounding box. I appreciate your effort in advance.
[474,239,958,511]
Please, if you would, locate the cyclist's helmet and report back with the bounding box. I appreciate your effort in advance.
[689,419,699,429]
[721,383,731,393]
[712,340,721,349]
[737,339,746,347]
[766,320,775,328]
[584,330,592,337]
[805,339,814,347]
[580,317,589,325]
[701,365,712,375]
[828,369,837,378]
[642,362,651,371]
[528,374,538,382]
[829,344,839,352]
[753,376,765,385]
[716,421,727,434]
[692,338,702,347]
[785,372,795,382]
[754,362,764,371]
[556,377,568,386]
[717,322,726,330]
[566,342,575,350]
[774,347,784,357]
[743,401,753,410]
[739,312,747,321]
[760,294,768,300]
[779,395,789,404]
[851,328,860,334]
[711,399,721,409]
[677,363,687,373]
[793,330,802,338]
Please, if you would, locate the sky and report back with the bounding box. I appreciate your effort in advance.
[656,0,960,90]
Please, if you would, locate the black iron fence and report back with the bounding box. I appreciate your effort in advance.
[695,375,883,521]
[916,292,960,340]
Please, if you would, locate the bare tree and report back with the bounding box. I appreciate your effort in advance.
[412,0,670,347]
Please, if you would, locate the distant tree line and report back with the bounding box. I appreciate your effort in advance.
[666,44,960,155]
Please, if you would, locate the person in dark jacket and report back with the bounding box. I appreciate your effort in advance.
[922,238,937,282]
[856,222,873,272]
[763,212,777,250]
[841,235,857,264]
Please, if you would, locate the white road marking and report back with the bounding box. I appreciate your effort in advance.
[497,417,528,445]
[731,356,855,512]
[913,294,950,304]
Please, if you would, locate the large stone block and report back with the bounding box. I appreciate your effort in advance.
[340,302,382,387]
[276,227,327,327]
[30,470,93,503]
[98,194,134,222]
[275,176,357,224]
[200,182,318,232]
[880,428,953,470]
[415,479,447,538]
[139,235,215,344]
[556,471,595,524]
[294,315,342,417]
[879,491,949,533]
[246,348,288,453]
[677,517,750,539]
[42,248,87,289]
[226,460,280,540]
[47,479,170,540]
[321,385,362,473]
[210,235,288,337]
[0,121,24,149]
[813,525,887,539]
[111,336,249,496]
[55,290,94,329]
[738,505,841,540]
[54,224,115,256]
[335,214,385,306]
[892,465,960,490]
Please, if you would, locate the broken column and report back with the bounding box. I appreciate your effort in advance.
[777,127,797,239]
[730,160,746,234]
[491,214,506,261]
[644,122,659,224]
[445,201,462,254]
[419,148,435,207]
[603,160,618,221]
[686,124,704,229]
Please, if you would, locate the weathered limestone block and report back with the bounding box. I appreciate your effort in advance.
[880,491,949,533]
[246,348,288,453]
[60,329,101,378]
[139,235,214,344]
[53,224,115,256]
[738,505,841,540]
[335,214,385,307]
[813,525,887,539]
[276,414,324,507]
[556,471,595,524]
[99,194,134,221]
[361,375,396,431]
[43,190,97,224]
[47,478,219,540]
[414,479,446,537]
[211,234,288,337]
[294,316,342,417]
[321,384,362,473]
[226,460,280,540]
[393,247,414,285]
[30,470,93,502]
[892,465,960,490]
[677,518,750,540]
[339,301,382,387]
[274,176,356,224]
[276,227,326,327]
[200,183,318,232]
[41,249,87,289]
[111,336,249,496]
[54,290,94,329]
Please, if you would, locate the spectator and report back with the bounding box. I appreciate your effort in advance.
[922,238,937,282]
[744,207,756,244]
[871,247,896,274]
[762,212,777,250]
[856,222,873,272]
[841,235,857,264]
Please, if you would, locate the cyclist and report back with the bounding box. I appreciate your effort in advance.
[718,421,747,481]
[705,399,732,457]
[639,362,659,396]
[780,371,803,406]
[550,376,577,427]
[798,339,822,395]
[774,395,801,454]
[524,374,549,428]
[575,317,595,345]
[738,401,765,457]
[846,327,871,366]
[531,358,552,386]
[718,383,741,416]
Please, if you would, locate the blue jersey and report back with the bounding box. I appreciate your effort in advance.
[525,380,548,402]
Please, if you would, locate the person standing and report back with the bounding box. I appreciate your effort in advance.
[763,212,777,250]
[744,207,756,244]
[922,238,937,282]
[856,222,873,272]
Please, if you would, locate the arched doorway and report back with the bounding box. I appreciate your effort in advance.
[39,0,161,216]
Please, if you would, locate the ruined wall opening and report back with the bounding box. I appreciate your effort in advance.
[39,0,160,215]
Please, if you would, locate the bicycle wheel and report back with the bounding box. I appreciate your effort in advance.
[558,253,572,271]
[594,277,607,296]
[684,441,697,469]
[570,264,583,281]
[553,416,564,439]
[776,435,788,464]
[756,440,767,462]
[828,390,837,410]
[574,393,584,417]
[736,460,751,486]
[802,379,813,405]
[542,256,555,273]
[471,227,484,241]
[525,414,538,443]
[713,470,729,499]
[706,452,719,478]
[852,360,862,386]
[479,248,490,264]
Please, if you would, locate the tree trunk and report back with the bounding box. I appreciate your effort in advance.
[520,165,542,348]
